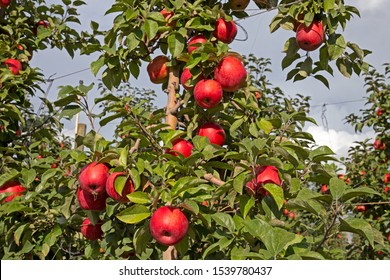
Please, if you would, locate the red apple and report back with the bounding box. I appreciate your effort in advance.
[4,58,22,75]
[0,0,11,8]
[180,67,203,91]
[387,232,390,242]
[197,122,226,146]
[356,205,366,212]
[214,55,247,92]
[288,211,295,219]
[167,138,193,158]
[78,162,110,196]
[0,181,26,203]
[213,18,237,44]
[384,186,389,194]
[147,55,169,84]
[81,217,103,241]
[194,79,223,109]
[149,206,188,246]
[255,91,262,99]
[376,108,384,116]
[228,0,250,11]
[374,139,386,150]
[283,209,289,216]
[77,188,107,211]
[296,20,324,51]
[105,172,135,203]
[338,174,350,184]
[187,35,207,54]
[321,184,328,194]
[246,165,282,197]
[161,8,174,26]
[384,173,390,184]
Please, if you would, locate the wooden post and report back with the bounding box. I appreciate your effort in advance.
[163,66,179,260]
[74,123,86,150]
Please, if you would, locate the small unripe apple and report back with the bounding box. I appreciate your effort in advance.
[0,0,11,8]
[147,55,169,84]
[197,122,226,146]
[213,18,237,44]
[105,172,135,203]
[167,138,193,158]
[180,67,203,91]
[187,35,207,54]
[288,211,295,219]
[214,55,247,92]
[150,206,188,246]
[283,209,289,216]
[228,0,249,11]
[78,162,110,196]
[0,181,26,203]
[246,165,282,197]
[194,79,223,109]
[4,58,22,75]
[376,108,384,116]
[77,188,107,211]
[81,217,103,241]
[296,20,324,51]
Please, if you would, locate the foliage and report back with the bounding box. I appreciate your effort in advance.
[0,0,388,260]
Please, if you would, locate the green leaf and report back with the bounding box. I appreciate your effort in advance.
[341,187,381,202]
[91,56,105,76]
[144,19,158,40]
[21,168,36,186]
[233,171,247,194]
[263,227,296,258]
[119,146,128,167]
[239,196,255,219]
[339,217,374,247]
[116,205,150,224]
[327,34,346,60]
[14,223,29,246]
[212,213,235,232]
[171,177,208,198]
[42,225,62,257]
[181,199,199,215]
[127,192,150,204]
[329,177,346,200]
[263,183,284,210]
[314,74,330,89]
[258,118,273,134]
[114,175,127,196]
[324,0,335,12]
[168,33,185,58]
[160,130,185,146]
[309,146,335,160]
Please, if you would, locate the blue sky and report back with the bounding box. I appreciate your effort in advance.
[31,0,389,159]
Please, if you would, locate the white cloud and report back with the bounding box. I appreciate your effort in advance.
[353,0,386,11]
[305,125,375,159]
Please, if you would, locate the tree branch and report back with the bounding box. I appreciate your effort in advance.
[204,173,225,186]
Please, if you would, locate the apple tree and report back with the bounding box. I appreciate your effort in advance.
[1,0,387,260]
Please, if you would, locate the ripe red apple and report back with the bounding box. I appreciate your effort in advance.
[105,172,135,203]
[197,122,226,146]
[213,18,237,44]
[387,232,390,242]
[283,208,289,216]
[384,174,390,184]
[376,108,384,116]
[0,0,11,8]
[295,20,324,51]
[194,79,223,109]
[338,174,350,184]
[81,217,103,241]
[320,184,328,194]
[167,138,193,158]
[228,0,250,11]
[77,188,107,211]
[384,186,389,194]
[4,58,22,75]
[214,55,247,92]
[0,181,26,203]
[255,91,262,100]
[147,55,169,84]
[149,206,188,246]
[246,165,282,197]
[180,67,203,91]
[288,211,295,219]
[356,205,366,212]
[374,139,386,150]
[187,35,207,54]
[161,8,174,26]
[78,162,110,196]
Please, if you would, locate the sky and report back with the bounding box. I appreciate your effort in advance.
[31,0,390,162]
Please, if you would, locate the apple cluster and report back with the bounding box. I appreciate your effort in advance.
[77,162,135,240]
